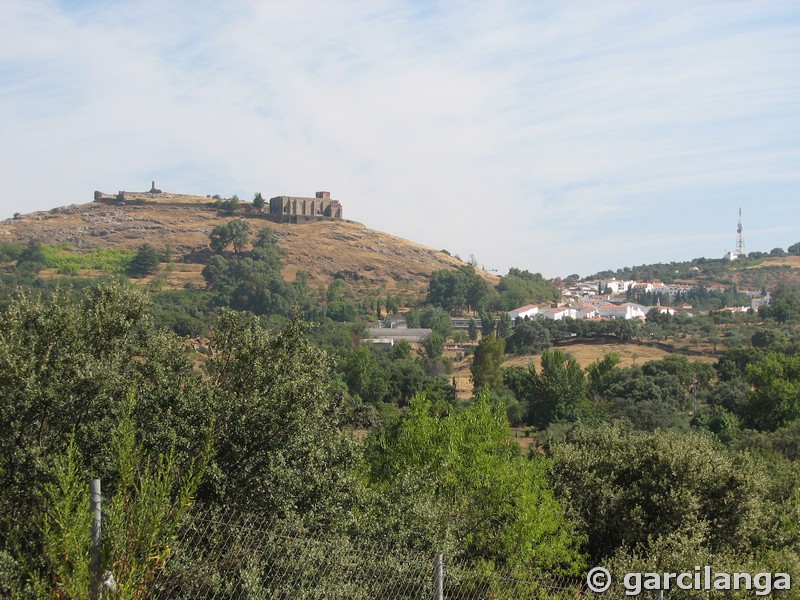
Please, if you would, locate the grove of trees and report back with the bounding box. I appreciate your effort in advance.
[3,223,800,597]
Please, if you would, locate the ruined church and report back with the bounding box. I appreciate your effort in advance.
[269,191,342,222]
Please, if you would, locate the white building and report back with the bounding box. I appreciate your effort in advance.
[574,305,600,319]
[601,279,635,294]
[366,328,432,343]
[508,304,539,320]
[539,307,577,320]
[596,303,648,320]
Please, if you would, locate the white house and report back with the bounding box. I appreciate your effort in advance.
[596,303,648,320]
[601,279,635,294]
[622,303,649,318]
[539,307,577,320]
[508,304,539,320]
[630,282,654,294]
[574,305,600,319]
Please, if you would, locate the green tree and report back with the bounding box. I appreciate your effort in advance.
[205,310,363,522]
[419,306,453,338]
[35,393,211,599]
[551,425,798,563]
[326,278,347,303]
[405,308,421,328]
[466,268,492,313]
[734,421,800,461]
[586,351,621,397]
[0,240,24,262]
[764,284,800,323]
[209,224,231,253]
[597,365,688,431]
[708,377,749,414]
[691,405,741,445]
[340,345,390,405]
[479,310,495,336]
[253,192,265,212]
[423,332,445,359]
[227,218,251,254]
[0,282,211,592]
[367,394,586,574]
[200,224,297,317]
[427,265,491,313]
[743,351,800,431]
[526,349,587,428]
[467,318,478,341]
[505,318,551,354]
[217,198,239,214]
[201,254,234,291]
[251,226,282,270]
[127,243,161,278]
[493,268,560,311]
[497,312,512,338]
[16,238,47,274]
[470,334,505,394]
[716,346,765,381]
[751,328,785,349]
[427,269,467,312]
[385,294,399,315]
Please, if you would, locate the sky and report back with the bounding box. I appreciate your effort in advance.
[1,1,799,278]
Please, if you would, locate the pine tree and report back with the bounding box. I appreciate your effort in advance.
[127,243,160,277]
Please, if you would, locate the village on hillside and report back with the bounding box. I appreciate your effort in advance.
[368,277,772,343]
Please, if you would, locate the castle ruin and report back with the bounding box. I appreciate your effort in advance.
[94,180,162,203]
[92,185,345,224]
[269,191,342,222]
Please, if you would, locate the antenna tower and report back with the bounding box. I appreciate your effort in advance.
[735,208,745,256]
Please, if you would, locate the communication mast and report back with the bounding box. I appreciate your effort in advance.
[735,208,745,256]
[726,208,746,260]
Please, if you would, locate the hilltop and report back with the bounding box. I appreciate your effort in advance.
[588,253,800,291]
[0,190,498,295]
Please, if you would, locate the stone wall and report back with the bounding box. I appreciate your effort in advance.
[269,191,343,220]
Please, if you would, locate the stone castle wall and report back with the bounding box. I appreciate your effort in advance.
[93,187,345,223]
[269,191,342,220]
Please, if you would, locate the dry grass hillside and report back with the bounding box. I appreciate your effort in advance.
[0,192,499,294]
[734,255,800,288]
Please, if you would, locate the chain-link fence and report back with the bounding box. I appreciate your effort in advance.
[149,513,587,599]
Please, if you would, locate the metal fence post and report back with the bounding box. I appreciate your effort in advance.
[89,479,102,600]
[433,553,444,600]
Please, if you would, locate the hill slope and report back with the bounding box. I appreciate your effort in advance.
[0,192,497,293]
[590,254,800,291]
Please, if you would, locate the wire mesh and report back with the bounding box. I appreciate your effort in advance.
[443,557,587,600]
[150,512,589,599]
